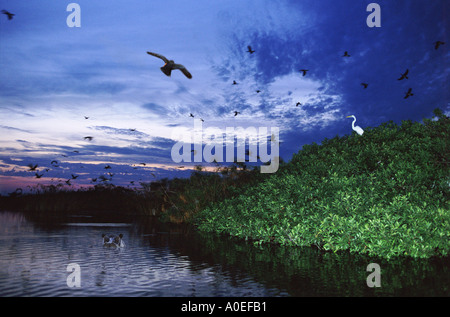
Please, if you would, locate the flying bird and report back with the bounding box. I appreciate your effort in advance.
[404,88,414,99]
[361,83,368,89]
[27,164,38,171]
[146,51,192,79]
[256,90,261,93]
[35,172,43,179]
[98,175,109,182]
[84,136,93,141]
[346,115,364,136]
[434,41,445,50]
[71,174,78,180]
[232,80,238,85]
[65,179,71,186]
[234,111,240,116]
[342,51,351,57]
[1,10,14,20]
[397,69,409,80]
[51,160,58,165]
[299,69,308,76]
[84,116,89,119]
[247,46,255,54]
[296,102,302,107]
[189,113,195,118]
[104,165,111,170]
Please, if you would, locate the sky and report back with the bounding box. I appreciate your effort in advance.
[0,0,448,194]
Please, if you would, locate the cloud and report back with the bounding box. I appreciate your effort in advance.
[92,125,150,137]
[0,125,32,133]
[0,0,448,194]
[141,103,169,116]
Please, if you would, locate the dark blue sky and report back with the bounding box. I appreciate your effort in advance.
[0,0,448,193]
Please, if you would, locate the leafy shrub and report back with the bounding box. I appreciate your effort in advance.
[195,110,450,259]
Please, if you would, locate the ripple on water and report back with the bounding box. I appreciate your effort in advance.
[0,213,278,297]
[2,211,448,296]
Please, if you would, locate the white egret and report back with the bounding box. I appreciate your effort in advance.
[346,115,364,135]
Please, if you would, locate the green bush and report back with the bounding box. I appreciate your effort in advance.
[195,110,450,259]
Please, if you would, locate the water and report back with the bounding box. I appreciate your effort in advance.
[0,210,449,297]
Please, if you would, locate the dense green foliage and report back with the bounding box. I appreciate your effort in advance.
[195,111,450,259]
[2,110,449,259]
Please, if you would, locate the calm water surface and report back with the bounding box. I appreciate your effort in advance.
[0,211,448,296]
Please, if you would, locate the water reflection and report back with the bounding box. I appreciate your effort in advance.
[0,211,449,296]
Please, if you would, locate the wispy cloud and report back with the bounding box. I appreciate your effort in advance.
[0,0,448,194]
[0,125,32,133]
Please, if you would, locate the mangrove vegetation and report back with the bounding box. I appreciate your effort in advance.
[1,109,449,259]
[195,110,449,259]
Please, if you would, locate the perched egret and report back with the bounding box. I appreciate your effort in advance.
[346,115,364,135]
